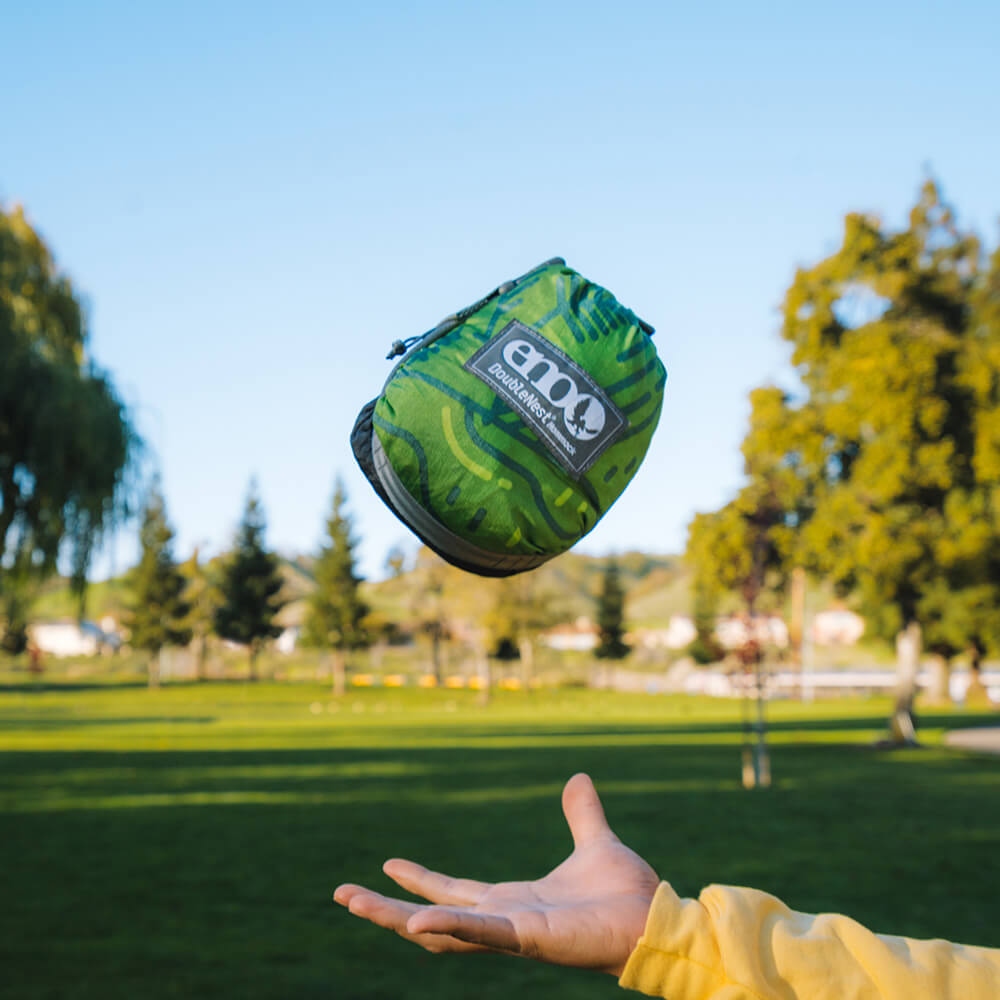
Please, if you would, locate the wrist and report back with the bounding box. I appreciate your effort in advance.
[607,887,658,977]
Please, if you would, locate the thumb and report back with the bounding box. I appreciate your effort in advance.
[562,773,615,848]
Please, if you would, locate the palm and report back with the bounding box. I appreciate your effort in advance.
[334,774,659,976]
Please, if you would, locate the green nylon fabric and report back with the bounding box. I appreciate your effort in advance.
[373,261,666,559]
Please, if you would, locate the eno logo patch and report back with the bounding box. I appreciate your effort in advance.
[464,320,627,477]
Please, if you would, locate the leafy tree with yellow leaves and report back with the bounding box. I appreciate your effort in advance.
[689,181,1000,741]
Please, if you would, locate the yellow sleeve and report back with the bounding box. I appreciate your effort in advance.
[619,882,1000,1000]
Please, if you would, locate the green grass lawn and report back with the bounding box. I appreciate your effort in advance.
[1,679,998,999]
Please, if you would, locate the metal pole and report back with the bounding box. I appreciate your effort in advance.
[755,650,770,787]
[802,582,814,703]
[741,663,755,788]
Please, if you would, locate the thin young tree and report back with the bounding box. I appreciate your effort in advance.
[179,546,219,681]
[125,483,192,688]
[483,573,558,688]
[302,479,369,695]
[214,481,285,680]
[412,548,451,684]
[384,544,408,579]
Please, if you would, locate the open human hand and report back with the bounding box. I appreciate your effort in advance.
[333,773,660,976]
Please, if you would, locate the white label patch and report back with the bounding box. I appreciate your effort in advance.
[464,320,627,477]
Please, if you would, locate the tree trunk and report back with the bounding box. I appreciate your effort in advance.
[926,653,952,704]
[248,641,259,682]
[889,621,921,745]
[966,645,989,706]
[430,629,442,684]
[477,645,491,706]
[28,642,44,681]
[331,650,346,697]
[518,637,534,690]
[789,566,806,662]
[194,633,206,682]
[148,650,160,690]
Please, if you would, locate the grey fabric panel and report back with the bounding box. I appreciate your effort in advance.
[371,432,549,574]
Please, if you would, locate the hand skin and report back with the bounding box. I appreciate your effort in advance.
[333,773,660,977]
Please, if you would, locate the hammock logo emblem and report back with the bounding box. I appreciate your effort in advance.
[465,320,627,477]
[500,337,606,441]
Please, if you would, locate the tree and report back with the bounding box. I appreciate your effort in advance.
[409,547,452,684]
[687,583,724,665]
[302,479,370,695]
[940,240,1000,701]
[0,576,31,655]
[124,483,192,688]
[384,544,407,579]
[594,561,629,659]
[686,483,787,787]
[179,546,220,681]
[213,481,285,680]
[0,205,138,645]
[778,182,991,737]
[685,477,791,615]
[482,572,560,687]
[699,181,999,743]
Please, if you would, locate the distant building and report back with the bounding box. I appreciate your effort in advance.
[29,620,119,657]
[811,608,865,645]
[715,615,789,649]
[628,609,863,654]
[276,626,301,654]
[633,616,697,650]
[543,616,599,651]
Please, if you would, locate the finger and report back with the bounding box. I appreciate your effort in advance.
[333,883,369,906]
[562,772,614,848]
[407,907,521,954]
[383,858,490,906]
[338,886,421,931]
[334,886,486,954]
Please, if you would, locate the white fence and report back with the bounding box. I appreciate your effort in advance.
[592,665,1000,702]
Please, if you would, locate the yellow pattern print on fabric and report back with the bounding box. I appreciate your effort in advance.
[441,407,492,482]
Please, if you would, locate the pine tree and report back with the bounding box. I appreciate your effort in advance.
[125,483,192,688]
[302,479,369,695]
[214,481,285,680]
[595,561,629,659]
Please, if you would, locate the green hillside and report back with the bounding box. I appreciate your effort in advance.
[358,550,691,632]
[33,576,131,622]
[32,550,692,631]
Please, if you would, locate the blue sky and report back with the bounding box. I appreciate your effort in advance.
[4,1,999,580]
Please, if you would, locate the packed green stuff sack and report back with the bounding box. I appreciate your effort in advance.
[351,258,666,576]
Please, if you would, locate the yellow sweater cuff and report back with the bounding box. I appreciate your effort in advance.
[618,882,726,1000]
[619,881,1000,1000]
